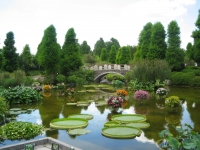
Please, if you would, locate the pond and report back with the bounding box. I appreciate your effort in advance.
[0,86,200,150]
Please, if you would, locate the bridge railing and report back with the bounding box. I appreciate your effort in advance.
[85,64,130,71]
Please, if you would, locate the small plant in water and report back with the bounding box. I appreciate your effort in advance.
[134,90,150,101]
[165,96,181,108]
[158,124,200,150]
[107,96,123,108]
[116,89,128,97]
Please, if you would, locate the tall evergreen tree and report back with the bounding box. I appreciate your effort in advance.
[61,28,83,76]
[80,41,91,54]
[147,22,167,59]
[192,10,200,66]
[36,25,60,74]
[109,45,117,63]
[186,42,194,60]
[138,22,153,59]
[0,49,4,70]
[118,46,131,64]
[19,44,32,73]
[100,48,108,61]
[166,20,184,71]
[93,38,106,56]
[2,31,19,72]
[105,37,120,53]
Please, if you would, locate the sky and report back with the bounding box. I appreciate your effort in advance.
[0,0,199,55]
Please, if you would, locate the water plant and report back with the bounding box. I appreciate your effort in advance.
[158,124,200,150]
[0,122,44,140]
[165,96,181,108]
[107,96,123,108]
[116,89,128,97]
[134,90,150,101]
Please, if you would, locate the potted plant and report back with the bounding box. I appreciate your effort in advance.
[134,90,150,103]
[107,96,123,108]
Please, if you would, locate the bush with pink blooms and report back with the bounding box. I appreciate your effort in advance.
[134,90,150,101]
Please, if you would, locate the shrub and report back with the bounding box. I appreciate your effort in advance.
[190,76,200,87]
[23,77,34,86]
[171,72,195,86]
[0,97,7,116]
[0,86,41,105]
[165,96,181,108]
[112,80,125,89]
[13,70,26,85]
[134,90,150,101]
[106,73,125,82]
[128,59,170,82]
[56,74,66,83]
[2,78,18,88]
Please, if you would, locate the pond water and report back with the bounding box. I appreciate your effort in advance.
[0,86,200,150]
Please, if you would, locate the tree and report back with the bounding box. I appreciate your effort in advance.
[80,41,91,54]
[192,10,200,66]
[166,20,184,71]
[186,42,194,60]
[108,45,117,63]
[105,37,120,53]
[60,28,83,76]
[147,22,167,59]
[36,25,60,74]
[100,48,108,61]
[0,49,5,70]
[93,38,106,56]
[118,46,131,64]
[2,31,19,72]
[138,22,153,59]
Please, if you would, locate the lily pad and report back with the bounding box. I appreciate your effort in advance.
[126,122,150,129]
[68,128,90,136]
[95,100,107,106]
[104,121,120,127]
[9,111,21,115]
[77,103,90,106]
[66,103,77,105]
[68,114,93,120]
[50,118,88,129]
[102,126,141,139]
[9,108,22,111]
[78,90,87,93]
[86,90,99,93]
[77,101,89,104]
[111,114,146,123]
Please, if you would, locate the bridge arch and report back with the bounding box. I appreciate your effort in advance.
[94,71,125,82]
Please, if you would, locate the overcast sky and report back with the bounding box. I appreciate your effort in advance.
[0,0,199,55]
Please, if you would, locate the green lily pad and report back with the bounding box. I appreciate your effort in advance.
[104,121,120,127]
[9,108,22,111]
[111,114,146,123]
[77,103,90,106]
[102,126,141,139]
[95,100,107,106]
[68,114,93,120]
[9,111,21,115]
[78,90,87,93]
[77,101,89,104]
[50,118,88,129]
[66,103,77,105]
[68,128,90,135]
[126,122,150,129]
[86,90,99,93]
[87,100,95,102]
[83,85,95,88]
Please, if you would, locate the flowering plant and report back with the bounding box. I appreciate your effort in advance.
[43,85,51,91]
[134,90,150,101]
[107,96,123,108]
[116,89,128,97]
[156,88,167,96]
[66,88,75,96]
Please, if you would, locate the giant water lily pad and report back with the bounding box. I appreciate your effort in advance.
[68,114,93,120]
[126,122,150,129]
[95,100,107,106]
[111,114,146,123]
[102,126,141,139]
[104,121,120,127]
[66,103,77,105]
[68,129,90,136]
[50,118,88,129]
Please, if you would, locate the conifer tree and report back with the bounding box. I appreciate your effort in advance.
[109,45,117,63]
[100,48,108,61]
[93,38,106,57]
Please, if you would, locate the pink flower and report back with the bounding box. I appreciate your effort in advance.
[134,90,150,100]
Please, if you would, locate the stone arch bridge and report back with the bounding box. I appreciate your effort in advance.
[85,64,130,82]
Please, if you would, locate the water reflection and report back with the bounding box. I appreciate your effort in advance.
[1,87,200,150]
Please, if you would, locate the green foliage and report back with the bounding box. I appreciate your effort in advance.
[0,86,41,105]
[147,22,167,59]
[186,42,194,61]
[80,40,91,54]
[23,77,34,86]
[170,72,196,86]
[61,28,83,76]
[0,97,7,116]
[108,45,117,63]
[111,80,125,89]
[83,53,96,65]
[191,76,200,87]
[128,59,170,82]
[100,48,108,61]
[19,44,32,73]
[36,25,61,74]
[165,96,181,108]
[105,37,120,54]
[1,78,18,88]
[138,22,153,59]
[93,38,106,56]
[0,122,44,140]
[56,74,66,83]
[2,31,19,72]
[118,46,131,64]
[128,79,154,92]
[13,70,26,85]
[106,73,125,82]
[158,124,200,150]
